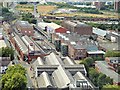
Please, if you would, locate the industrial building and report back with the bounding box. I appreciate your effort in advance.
[15,21,34,36]
[32,53,97,89]
[62,21,92,35]
[52,32,105,60]
[38,22,67,33]
[10,33,47,61]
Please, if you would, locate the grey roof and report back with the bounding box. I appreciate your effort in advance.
[34,53,94,89]
[64,21,90,27]
[52,66,71,88]
[37,72,53,88]
[14,34,28,54]
[22,35,45,54]
[45,52,64,65]
[58,33,98,50]
[95,61,120,83]
[16,20,32,28]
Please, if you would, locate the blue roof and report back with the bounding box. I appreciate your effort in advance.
[93,28,107,37]
[86,45,98,51]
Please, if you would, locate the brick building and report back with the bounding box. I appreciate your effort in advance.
[62,21,92,35]
[15,21,34,36]
[52,33,104,60]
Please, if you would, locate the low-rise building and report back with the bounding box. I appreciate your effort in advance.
[105,57,120,72]
[15,21,34,36]
[32,53,97,89]
[38,22,67,33]
[93,27,107,39]
[52,32,105,60]
[62,21,92,35]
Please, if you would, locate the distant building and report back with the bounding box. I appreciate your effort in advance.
[38,22,67,33]
[15,21,34,36]
[114,0,120,12]
[92,2,105,10]
[93,27,107,39]
[62,21,92,35]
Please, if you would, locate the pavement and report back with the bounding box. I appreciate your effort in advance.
[26,65,38,88]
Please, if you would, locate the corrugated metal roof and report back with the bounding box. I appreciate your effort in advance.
[14,34,28,54]
[52,66,70,88]
[37,72,52,88]
[63,57,74,65]
[45,53,60,65]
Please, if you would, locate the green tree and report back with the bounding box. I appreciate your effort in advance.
[6,64,26,75]
[89,68,99,86]
[97,73,107,89]
[1,65,27,90]
[0,47,14,60]
[105,77,113,85]
[105,51,120,57]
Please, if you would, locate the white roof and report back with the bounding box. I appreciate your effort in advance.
[64,57,74,65]
[52,66,70,88]
[38,72,52,88]
[45,52,60,65]
[0,40,7,48]
[93,27,107,37]
[70,42,76,45]
[38,22,61,30]
[37,57,44,65]
[87,51,105,54]
[65,21,77,27]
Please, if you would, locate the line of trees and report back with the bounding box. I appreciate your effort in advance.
[1,64,27,90]
[21,12,37,24]
[87,22,120,31]
[48,2,102,14]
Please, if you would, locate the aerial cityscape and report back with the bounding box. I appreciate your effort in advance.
[0,0,120,90]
